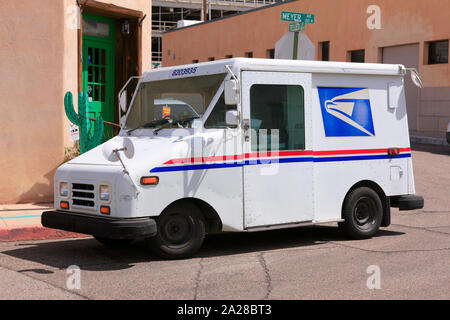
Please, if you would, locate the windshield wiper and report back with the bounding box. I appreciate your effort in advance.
[153,116,200,135]
[126,119,169,135]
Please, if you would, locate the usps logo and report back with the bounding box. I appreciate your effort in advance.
[318,87,375,137]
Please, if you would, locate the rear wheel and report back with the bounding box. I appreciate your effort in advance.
[340,187,383,239]
[147,203,205,259]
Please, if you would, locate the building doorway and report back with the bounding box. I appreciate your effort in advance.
[82,14,116,123]
[78,1,146,128]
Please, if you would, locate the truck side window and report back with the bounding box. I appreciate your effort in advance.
[249,84,305,152]
[204,93,238,128]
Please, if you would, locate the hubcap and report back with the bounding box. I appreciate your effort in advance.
[161,214,193,247]
[354,196,376,227]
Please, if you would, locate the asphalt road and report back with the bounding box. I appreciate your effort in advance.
[0,145,449,300]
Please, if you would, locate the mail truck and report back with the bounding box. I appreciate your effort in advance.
[42,58,424,259]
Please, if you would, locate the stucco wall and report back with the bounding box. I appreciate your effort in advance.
[163,0,450,133]
[163,0,450,86]
[0,0,152,204]
[0,0,65,204]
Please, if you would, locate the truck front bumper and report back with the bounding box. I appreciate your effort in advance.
[42,211,157,239]
[390,195,424,211]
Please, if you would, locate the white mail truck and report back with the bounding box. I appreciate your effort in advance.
[43,58,424,259]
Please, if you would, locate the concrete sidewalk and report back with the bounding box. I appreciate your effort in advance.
[0,203,88,242]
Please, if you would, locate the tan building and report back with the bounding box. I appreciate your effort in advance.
[163,0,450,136]
[0,0,152,204]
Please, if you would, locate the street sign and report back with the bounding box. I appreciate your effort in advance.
[275,32,316,60]
[289,22,305,32]
[281,11,315,24]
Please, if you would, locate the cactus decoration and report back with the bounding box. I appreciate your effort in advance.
[64,92,104,154]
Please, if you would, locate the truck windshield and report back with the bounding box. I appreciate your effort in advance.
[124,73,226,131]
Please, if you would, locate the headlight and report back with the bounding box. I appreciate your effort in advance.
[59,181,69,197]
[99,184,111,202]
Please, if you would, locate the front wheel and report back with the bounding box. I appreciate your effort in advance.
[340,187,383,239]
[147,203,205,259]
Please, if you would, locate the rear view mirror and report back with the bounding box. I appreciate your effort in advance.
[224,79,239,105]
[410,69,423,88]
[225,110,239,126]
[405,68,423,88]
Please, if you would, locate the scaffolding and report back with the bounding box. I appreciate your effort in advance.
[152,0,280,67]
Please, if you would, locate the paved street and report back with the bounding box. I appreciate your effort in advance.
[0,145,449,300]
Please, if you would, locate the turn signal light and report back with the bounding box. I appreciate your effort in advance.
[388,148,400,157]
[100,206,110,215]
[140,176,159,185]
[60,201,69,210]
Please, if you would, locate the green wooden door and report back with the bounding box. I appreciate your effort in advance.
[82,14,115,124]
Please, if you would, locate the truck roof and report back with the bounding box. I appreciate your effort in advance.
[143,58,406,82]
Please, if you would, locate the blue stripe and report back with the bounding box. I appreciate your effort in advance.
[151,162,244,173]
[0,214,42,220]
[150,153,411,173]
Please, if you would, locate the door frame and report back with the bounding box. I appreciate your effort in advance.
[241,71,314,229]
[82,13,116,123]
[77,0,145,101]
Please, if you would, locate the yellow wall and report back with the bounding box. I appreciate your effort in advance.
[0,0,151,204]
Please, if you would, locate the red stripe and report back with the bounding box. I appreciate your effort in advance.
[244,150,313,159]
[164,154,243,165]
[313,147,411,156]
[313,148,386,156]
[163,148,411,165]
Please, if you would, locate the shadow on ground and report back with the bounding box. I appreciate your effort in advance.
[411,143,450,156]
[198,226,402,257]
[1,226,403,272]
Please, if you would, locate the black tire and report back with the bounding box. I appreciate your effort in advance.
[340,187,383,239]
[94,236,133,247]
[147,202,205,259]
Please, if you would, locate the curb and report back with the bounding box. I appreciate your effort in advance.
[410,135,449,146]
[0,225,90,242]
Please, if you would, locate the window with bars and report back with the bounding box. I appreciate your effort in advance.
[86,47,108,103]
[427,40,449,64]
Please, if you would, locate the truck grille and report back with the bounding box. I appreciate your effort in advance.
[72,183,96,208]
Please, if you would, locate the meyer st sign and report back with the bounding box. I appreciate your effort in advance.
[281,11,315,23]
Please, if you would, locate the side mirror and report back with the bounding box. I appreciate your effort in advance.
[224,79,239,105]
[410,69,423,88]
[119,90,127,113]
[225,110,239,126]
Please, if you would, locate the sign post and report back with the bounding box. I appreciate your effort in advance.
[293,33,298,60]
